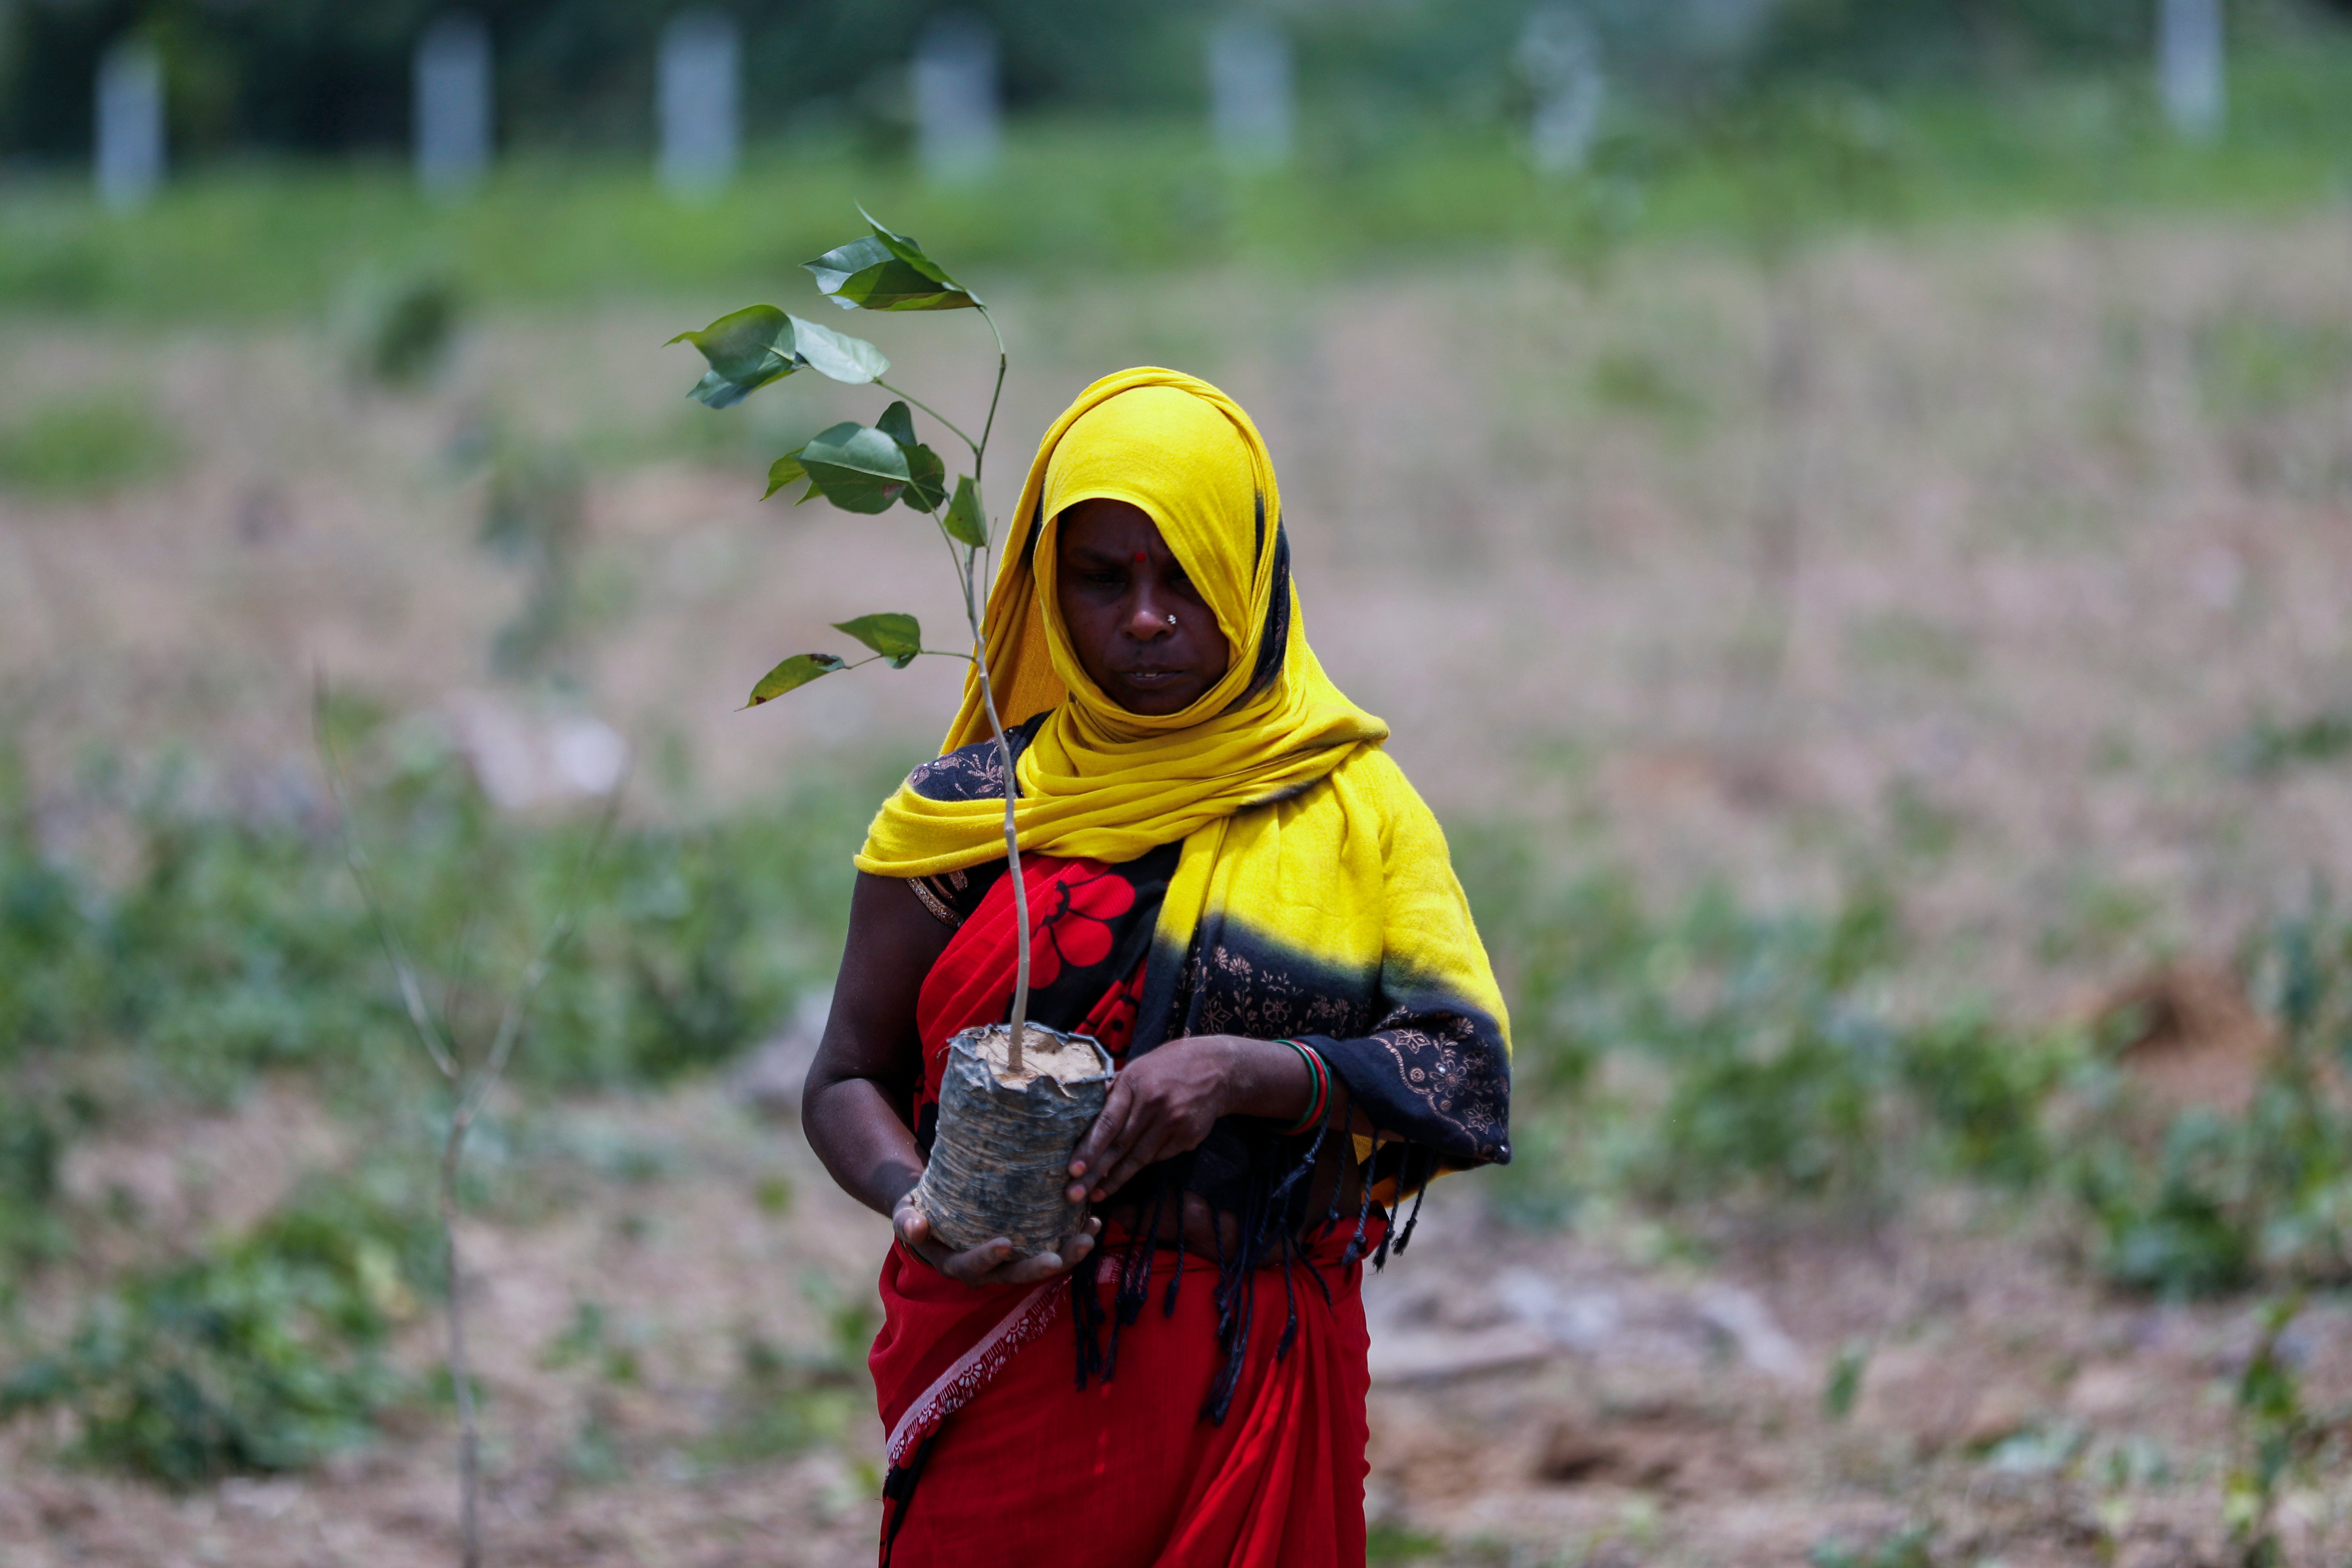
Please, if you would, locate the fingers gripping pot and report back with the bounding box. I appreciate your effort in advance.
[909,1023,1115,1257]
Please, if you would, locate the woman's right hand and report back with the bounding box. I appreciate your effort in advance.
[892,1191,1099,1288]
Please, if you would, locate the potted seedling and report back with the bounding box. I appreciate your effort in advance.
[671,210,1106,1257]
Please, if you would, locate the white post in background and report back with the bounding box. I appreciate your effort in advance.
[2159,0,2225,142]
[95,34,165,212]
[1207,15,1293,170]
[912,14,999,186]
[1519,5,1604,176]
[658,9,740,198]
[415,12,493,197]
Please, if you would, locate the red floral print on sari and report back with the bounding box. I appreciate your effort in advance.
[1021,858,1134,988]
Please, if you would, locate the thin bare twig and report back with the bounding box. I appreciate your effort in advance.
[315,677,458,1082]
[316,671,625,1568]
[439,781,621,1568]
[876,378,980,459]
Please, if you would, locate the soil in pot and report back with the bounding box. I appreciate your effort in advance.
[910,1022,1113,1258]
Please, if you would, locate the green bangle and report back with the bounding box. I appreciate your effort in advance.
[1278,1038,1329,1136]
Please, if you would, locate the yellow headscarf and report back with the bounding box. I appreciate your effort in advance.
[856,368,1389,876]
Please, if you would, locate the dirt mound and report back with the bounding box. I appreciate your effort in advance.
[2093,961,2275,1115]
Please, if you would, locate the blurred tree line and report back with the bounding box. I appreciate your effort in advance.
[2,0,2344,167]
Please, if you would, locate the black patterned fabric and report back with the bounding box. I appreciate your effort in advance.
[900,723,1511,1206]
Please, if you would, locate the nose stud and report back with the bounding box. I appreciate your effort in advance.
[1164,613,1178,627]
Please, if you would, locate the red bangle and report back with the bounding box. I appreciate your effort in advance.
[1277,1038,1329,1136]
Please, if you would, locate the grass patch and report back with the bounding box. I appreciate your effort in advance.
[0,1171,437,1485]
[1,42,2349,322]
[2226,708,2352,776]
[695,1294,874,1469]
[1462,819,2352,1297]
[0,395,178,498]
[0,720,876,1104]
[1367,1524,1447,1563]
[2197,308,2352,416]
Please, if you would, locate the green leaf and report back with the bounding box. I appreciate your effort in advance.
[668,305,800,408]
[762,448,808,500]
[831,613,922,668]
[805,227,981,312]
[787,315,889,384]
[873,401,943,507]
[901,441,947,512]
[940,475,987,548]
[858,208,949,280]
[796,421,910,514]
[745,653,847,707]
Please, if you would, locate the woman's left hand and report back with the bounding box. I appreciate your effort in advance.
[1066,1034,1310,1204]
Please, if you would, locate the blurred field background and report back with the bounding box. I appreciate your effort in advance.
[8,3,2352,1565]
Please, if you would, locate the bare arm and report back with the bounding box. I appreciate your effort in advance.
[802,870,1096,1285]
[801,870,949,1217]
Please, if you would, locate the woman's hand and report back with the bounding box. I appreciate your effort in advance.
[1066,1034,1314,1205]
[892,1189,1099,1288]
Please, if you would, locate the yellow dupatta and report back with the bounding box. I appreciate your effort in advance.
[854,368,1388,878]
[857,365,1513,1191]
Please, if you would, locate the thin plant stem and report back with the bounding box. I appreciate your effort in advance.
[974,309,1008,492]
[440,786,620,1568]
[912,312,1027,1075]
[875,379,979,459]
[975,654,1029,1075]
[439,1127,480,1568]
[972,307,1028,1075]
[315,680,457,1082]
[318,671,622,1568]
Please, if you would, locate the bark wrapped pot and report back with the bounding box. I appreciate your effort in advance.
[908,1022,1115,1257]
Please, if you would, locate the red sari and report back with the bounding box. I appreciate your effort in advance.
[869,853,1375,1568]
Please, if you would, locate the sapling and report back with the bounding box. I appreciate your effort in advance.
[317,684,620,1568]
[668,209,1042,1073]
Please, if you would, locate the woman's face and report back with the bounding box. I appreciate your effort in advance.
[1054,498,1232,716]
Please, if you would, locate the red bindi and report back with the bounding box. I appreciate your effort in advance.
[1132,551,1146,565]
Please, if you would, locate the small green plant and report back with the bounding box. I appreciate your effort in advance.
[1364,1524,1447,1564]
[318,686,620,1568]
[1895,1016,2060,1188]
[671,207,1051,1066]
[0,1173,435,1485]
[360,275,463,389]
[0,395,177,498]
[696,1291,875,1469]
[0,1098,71,1269]
[1821,1338,1868,1421]
[2226,709,2352,777]
[1458,854,2067,1214]
[477,444,590,681]
[2222,1294,2346,1568]
[0,725,858,1104]
[2073,891,2352,1295]
[2196,309,2352,416]
[1810,1521,1936,1568]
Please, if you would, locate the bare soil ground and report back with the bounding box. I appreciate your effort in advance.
[7,1063,2349,1567]
[5,210,2352,1563]
[6,214,2352,1004]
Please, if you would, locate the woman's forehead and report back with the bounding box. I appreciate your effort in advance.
[1056,498,1169,554]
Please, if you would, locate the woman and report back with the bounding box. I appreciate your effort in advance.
[803,368,1512,1567]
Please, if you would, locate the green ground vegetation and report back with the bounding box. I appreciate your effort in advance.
[6,712,2352,1481]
